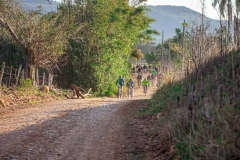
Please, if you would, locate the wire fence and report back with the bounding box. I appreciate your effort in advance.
[0,62,54,89]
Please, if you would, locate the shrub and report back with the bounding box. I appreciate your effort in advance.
[18,78,33,90]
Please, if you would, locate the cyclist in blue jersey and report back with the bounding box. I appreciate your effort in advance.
[116,75,124,98]
[126,78,135,98]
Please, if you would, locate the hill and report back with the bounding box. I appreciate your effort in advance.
[147,5,223,44]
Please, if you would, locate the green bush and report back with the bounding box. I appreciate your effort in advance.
[104,90,114,97]
[18,78,33,90]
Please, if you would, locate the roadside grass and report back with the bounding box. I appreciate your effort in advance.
[140,51,240,159]
[143,82,185,115]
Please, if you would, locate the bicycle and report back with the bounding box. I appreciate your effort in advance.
[118,85,123,98]
[137,79,141,87]
[137,74,142,87]
[143,85,148,96]
[127,86,133,98]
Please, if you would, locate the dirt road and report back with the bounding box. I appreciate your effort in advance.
[0,75,157,160]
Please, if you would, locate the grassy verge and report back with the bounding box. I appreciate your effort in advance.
[141,51,240,159]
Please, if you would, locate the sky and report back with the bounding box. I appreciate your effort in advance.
[145,0,220,20]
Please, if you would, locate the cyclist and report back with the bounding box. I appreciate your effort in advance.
[143,64,147,74]
[137,66,143,76]
[116,75,124,98]
[131,66,136,73]
[154,66,159,73]
[126,78,135,98]
[148,65,152,73]
[147,74,151,81]
[137,74,142,87]
[150,74,156,87]
[152,68,157,76]
[141,78,150,94]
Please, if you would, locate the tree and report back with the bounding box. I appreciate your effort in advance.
[131,49,144,60]
[145,52,159,65]
[56,0,157,94]
[212,0,240,44]
[0,0,68,80]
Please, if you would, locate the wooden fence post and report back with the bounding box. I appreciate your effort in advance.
[48,73,51,89]
[36,68,39,86]
[21,69,25,81]
[14,68,17,79]
[0,62,5,87]
[42,72,45,86]
[8,66,13,87]
[50,74,54,89]
[32,68,36,86]
[15,64,22,86]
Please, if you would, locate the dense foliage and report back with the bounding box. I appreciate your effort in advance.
[55,0,156,95]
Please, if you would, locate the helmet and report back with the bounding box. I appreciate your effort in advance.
[119,75,122,78]
[130,78,132,81]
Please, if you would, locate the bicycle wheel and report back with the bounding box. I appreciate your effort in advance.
[130,88,133,98]
[143,86,147,96]
[118,86,122,98]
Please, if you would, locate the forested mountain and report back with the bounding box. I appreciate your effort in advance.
[147,5,223,43]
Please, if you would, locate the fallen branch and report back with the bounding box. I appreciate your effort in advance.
[65,94,71,99]
[83,88,92,97]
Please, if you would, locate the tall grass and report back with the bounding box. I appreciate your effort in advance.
[146,50,240,159]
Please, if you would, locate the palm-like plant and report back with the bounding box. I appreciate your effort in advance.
[212,0,240,17]
[212,0,228,18]
[213,0,231,39]
[213,0,240,45]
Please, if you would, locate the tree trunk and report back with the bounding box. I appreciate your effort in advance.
[234,16,237,46]
[227,1,232,45]
[25,64,35,83]
[25,53,36,84]
[22,42,39,84]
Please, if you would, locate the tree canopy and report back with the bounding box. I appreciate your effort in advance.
[0,0,69,79]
